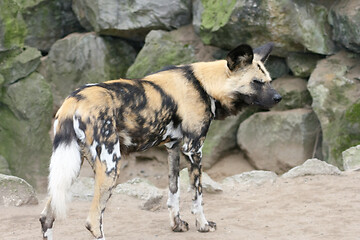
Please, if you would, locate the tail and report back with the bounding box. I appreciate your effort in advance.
[48,118,82,219]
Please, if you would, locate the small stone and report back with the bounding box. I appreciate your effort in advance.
[70,177,94,201]
[114,178,164,211]
[282,159,342,178]
[222,170,278,187]
[179,168,222,193]
[0,174,38,206]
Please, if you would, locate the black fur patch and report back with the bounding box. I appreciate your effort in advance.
[53,118,76,150]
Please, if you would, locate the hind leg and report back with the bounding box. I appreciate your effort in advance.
[39,198,55,240]
[86,156,120,239]
[166,141,189,232]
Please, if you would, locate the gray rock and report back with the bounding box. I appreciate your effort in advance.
[222,170,277,187]
[193,0,335,55]
[203,108,257,169]
[329,0,360,53]
[114,178,164,211]
[0,0,27,51]
[179,168,222,194]
[0,72,52,187]
[44,32,136,108]
[0,0,83,52]
[70,177,94,201]
[126,25,220,79]
[271,76,312,111]
[286,52,323,78]
[72,0,191,40]
[342,145,360,171]
[21,0,84,52]
[307,51,360,168]
[282,158,341,178]
[265,56,289,80]
[0,155,11,175]
[237,109,321,173]
[0,47,41,85]
[0,174,38,206]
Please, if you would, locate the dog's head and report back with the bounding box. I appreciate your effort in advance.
[225,43,281,110]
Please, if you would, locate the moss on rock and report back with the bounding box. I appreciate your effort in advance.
[0,0,27,51]
[126,30,196,79]
[193,0,335,54]
[0,72,52,187]
[308,51,360,167]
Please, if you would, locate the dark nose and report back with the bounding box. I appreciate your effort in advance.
[273,93,282,103]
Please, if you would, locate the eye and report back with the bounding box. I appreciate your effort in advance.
[253,79,264,85]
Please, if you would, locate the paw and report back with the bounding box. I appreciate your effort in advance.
[196,220,217,232]
[172,216,189,232]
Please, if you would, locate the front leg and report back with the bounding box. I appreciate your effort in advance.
[182,140,216,232]
[166,141,189,232]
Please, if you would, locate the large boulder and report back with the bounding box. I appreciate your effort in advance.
[0,155,11,175]
[72,0,192,41]
[0,71,52,187]
[0,174,38,206]
[271,76,312,111]
[202,108,256,169]
[0,0,27,51]
[43,32,136,108]
[342,145,360,171]
[329,0,360,53]
[237,109,321,173]
[126,25,220,79]
[0,46,41,85]
[21,0,84,52]
[264,56,289,80]
[286,52,323,78]
[307,51,360,168]
[193,0,335,55]
[0,0,83,53]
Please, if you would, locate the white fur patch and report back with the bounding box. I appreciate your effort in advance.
[53,119,58,137]
[49,140,81,219]
[164,141,177,149]
[90,140,98,161]
[210,97,216,118]
[182,150,194,164]
[44,228,53,240]
[85,83,98,87]
[119,131,135,147]
[167,177,180,227]
[162,121,183,141]
[99,140,121,172]
[192,193,208,227]
[73,115,85,142]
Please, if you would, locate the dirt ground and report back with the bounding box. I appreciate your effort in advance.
[1,152,360,240]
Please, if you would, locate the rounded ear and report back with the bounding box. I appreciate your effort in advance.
[253,42,274,63]
[226,44,254,71]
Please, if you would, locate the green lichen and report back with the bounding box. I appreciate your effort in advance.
[126,31,196,79]
[0,0,27,50]
[345,101,360,124]
[200,0,236,44]
[324,101,360,168]
[0,72,52,187]
[201,0,236,31]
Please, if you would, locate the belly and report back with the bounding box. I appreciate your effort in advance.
[117,112,182,154]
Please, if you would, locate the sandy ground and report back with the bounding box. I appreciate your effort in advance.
[1,153,360,240]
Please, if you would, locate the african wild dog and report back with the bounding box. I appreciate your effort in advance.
[40,43,281,239]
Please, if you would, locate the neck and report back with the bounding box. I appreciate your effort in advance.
[191,60,245,119]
